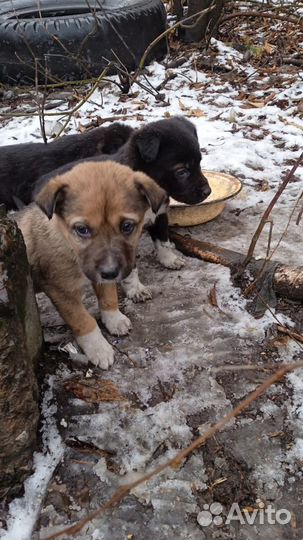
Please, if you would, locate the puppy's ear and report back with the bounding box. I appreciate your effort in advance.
[175,116,198,138]
[35,176,67,219]
[135,130,161,163]
[135,174,168,214]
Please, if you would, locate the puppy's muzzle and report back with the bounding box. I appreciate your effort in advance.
[82,243,135,284]
[201,183,211,199]
[179,182,211,205]
[187,172,211,204]
[100,266,120,281]
[175,171,211,205]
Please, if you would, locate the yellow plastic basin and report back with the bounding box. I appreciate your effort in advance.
[168,170,242,227]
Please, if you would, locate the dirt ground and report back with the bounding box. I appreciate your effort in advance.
[30,225,303,540]
[1,3,303,538]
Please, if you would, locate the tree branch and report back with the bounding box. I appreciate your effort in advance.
[242,151,303,268]
[221,9,303,27]
[42,361,303,539]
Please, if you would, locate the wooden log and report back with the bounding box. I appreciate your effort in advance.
[0,211,42,499]
[184,0,213,42]
[183,0,224,43]
[170,231,303,302]
[273,265,303,302]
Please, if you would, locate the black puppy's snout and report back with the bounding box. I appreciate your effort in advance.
[202,184,211,199]
[101,267,120,280]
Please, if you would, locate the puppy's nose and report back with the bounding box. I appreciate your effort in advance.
[202,184,211,198]
[101,267,119,280]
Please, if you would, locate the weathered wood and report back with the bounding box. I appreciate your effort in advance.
[0,213,42,499]
[274,265,303,302]
[170,231,303,302]
[183,0,224,43]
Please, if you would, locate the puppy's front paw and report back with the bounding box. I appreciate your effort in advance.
[127,283,152,303]
[122,267,152,303]
[155,240,185,270]
[101,309,132,336]
[76,325,114,370]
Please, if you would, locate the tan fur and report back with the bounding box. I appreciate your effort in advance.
[16,161,166,367]
[93,282,118,312]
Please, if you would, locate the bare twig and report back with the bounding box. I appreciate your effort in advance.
[138,3,217,71]
[35,59,48,144]
[269,190,303,262]
[242,151,303,269]
[295,191,303,226]
[103,57,168,103]
[248,292,303,352]
[36,0,95,81]
[169,232,303,303]
[210,363,288,373]
[42,361,303,540]
[221,10,303,27]
[277,325,303,345]
[244,176,303,296]
[53,65,111,139]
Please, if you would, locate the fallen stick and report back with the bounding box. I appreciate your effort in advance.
[41,360,303,540]
[276,325,303,345]
[221,10,303,27]
[169,231,303,302]
[242,151,303,267]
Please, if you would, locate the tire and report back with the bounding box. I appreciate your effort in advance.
[0,0,167,85]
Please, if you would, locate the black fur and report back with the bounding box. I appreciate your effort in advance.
[148,212,170,243]
[35,117,211,245]
[124,116,211,204]
[0,122,133,210]
[37,117,211,202]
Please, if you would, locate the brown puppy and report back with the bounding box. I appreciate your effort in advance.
[17,161,167,369]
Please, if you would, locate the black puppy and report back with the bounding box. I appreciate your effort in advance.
[0,122,133,210]
[35,117,211,302]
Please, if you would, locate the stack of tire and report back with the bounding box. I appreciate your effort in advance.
[0,0,167,85]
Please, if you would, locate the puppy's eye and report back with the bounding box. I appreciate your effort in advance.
[175,168,190,180]
[73,223,92,239]
[120,221,136,235]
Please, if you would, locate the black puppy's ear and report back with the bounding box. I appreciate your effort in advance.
[135,173,168,214]
[35,176,67,219]
[135,130,161,163]
[101,123,133,154]
[175,116,198,138]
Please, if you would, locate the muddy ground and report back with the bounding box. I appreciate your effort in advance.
[29,224,303,540]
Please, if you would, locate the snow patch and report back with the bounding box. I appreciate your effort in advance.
[0,377,64,540]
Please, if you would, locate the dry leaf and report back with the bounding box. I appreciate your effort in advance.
[178,99,187,112]
[210,477,228,487]
[78,123,88,133]
[264,42,276,54]
[297,100,303,113]
[133,100,147,110]
[255,180,270,192]
[64,378,124,403]
[243,506,257,513]
[189,82,205,90]
[188,108,205,118]
[178,100,205,117]
[244,100,265,108]
[208,284,218,307]
[66,438,113,457]
[269,335,290,348]
[291,513,297,529]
